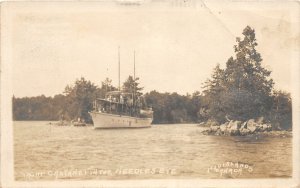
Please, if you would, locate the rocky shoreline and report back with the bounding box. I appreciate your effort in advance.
[199,119,292,137]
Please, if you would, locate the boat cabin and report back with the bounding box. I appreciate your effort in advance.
[93,91,152,118]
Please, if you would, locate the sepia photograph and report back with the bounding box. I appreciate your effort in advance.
[0,0,299,187]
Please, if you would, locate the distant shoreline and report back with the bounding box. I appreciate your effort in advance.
[12,120,200,125]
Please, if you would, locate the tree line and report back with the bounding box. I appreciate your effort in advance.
[12,77,203,124]
[12,26,292,130]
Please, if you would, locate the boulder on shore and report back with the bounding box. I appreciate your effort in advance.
[240,128,251,136]
[220,122,228,133]
[256,116,266,124]
[223,120,241,136]
[240,121,247,129]
[246,119,257,133]
[228,120,242,129]
[210,125,220,132]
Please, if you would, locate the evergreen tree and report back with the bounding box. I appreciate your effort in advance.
[203,64,227,122]
[122,76,143,96]
[203,26,274,122]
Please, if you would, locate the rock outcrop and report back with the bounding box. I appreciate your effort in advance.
[201,118,273,136]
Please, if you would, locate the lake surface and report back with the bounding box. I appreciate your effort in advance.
[14,121,292,180]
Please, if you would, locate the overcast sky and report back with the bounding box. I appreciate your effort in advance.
[7,0,299,97]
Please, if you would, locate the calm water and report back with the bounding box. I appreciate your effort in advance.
[14,121,292,180]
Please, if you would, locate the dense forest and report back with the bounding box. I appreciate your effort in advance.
[13,26,292,130]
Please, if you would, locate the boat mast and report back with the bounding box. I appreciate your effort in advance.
[133,51,136,112]
[118,46,120,91]
[133,50,136,98]
[118,46,122,114]
[134,50,136,80]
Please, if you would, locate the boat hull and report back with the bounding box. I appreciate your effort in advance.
[89,111,153,128]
